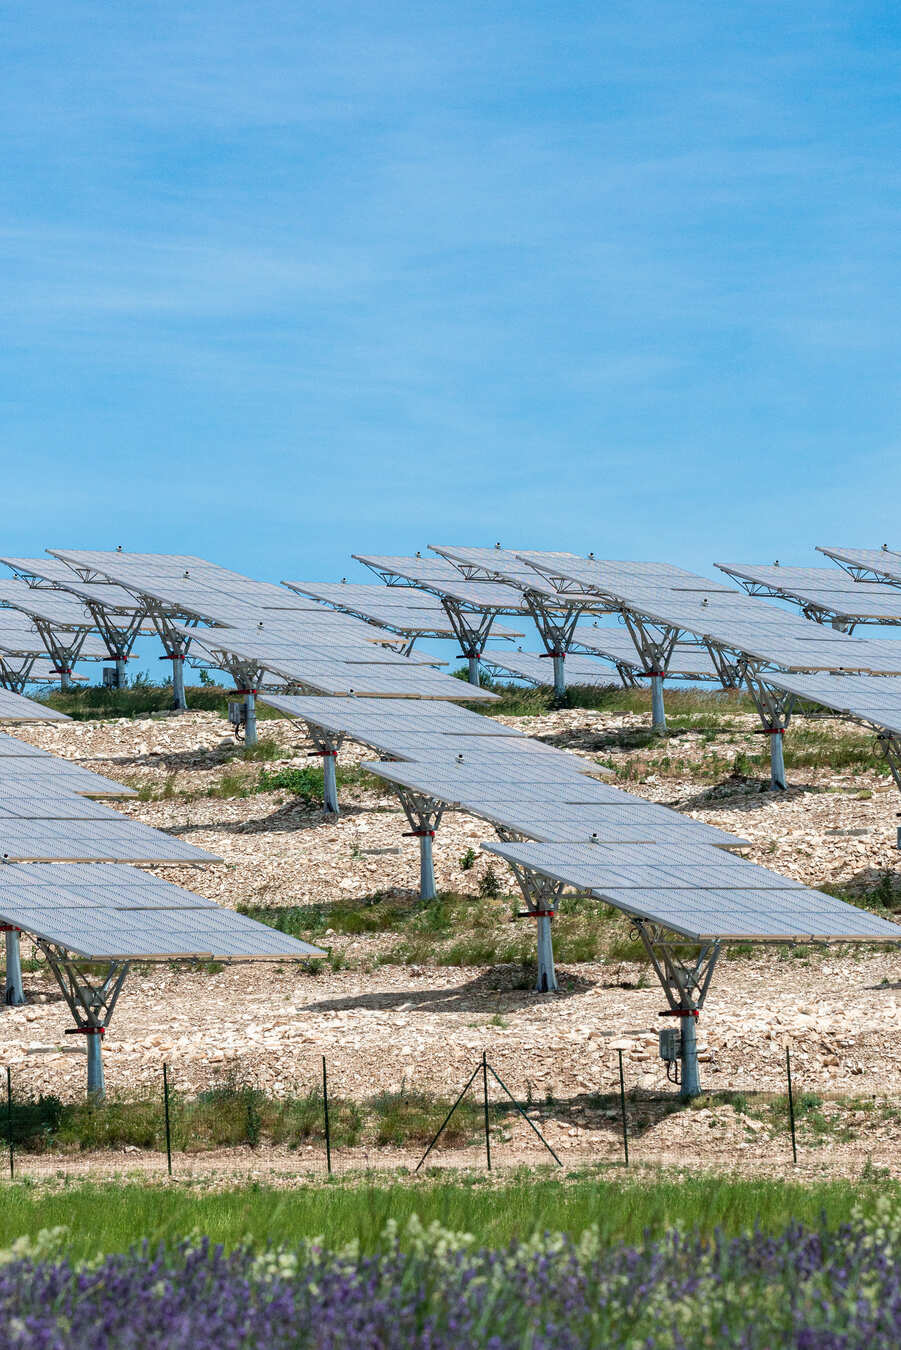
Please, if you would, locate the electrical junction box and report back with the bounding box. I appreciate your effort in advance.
[659,1027,681,1063]
[227,701,246,728]
[102,667,117,688]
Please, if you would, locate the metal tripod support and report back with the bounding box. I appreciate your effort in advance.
[38,944,130,1098]
[1,925,24,1005]
[82,601,146,687]
[621,614,682,732]
[0,656,38,694]
[634,921,720,1099]
[439,599,499,686]
[29,618,91,692]
[525,597,586,699]
[742,668,796,790]
[394,789,445,900]
[504,859,568,992]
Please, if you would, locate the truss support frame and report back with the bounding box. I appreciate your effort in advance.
[440,599,498,685]
[742,666,796,790]
[38,945,130,1098]
[505,861,569,993]
[620,615,682,731]
[634,921,720,1099]
[394,789,446,901]
[525,597,586,701]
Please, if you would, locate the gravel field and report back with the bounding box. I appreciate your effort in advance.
[3,705,900,1178]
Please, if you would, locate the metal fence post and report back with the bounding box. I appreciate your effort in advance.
[162,1063,173,1177]
[785,1045,798,1165]
[482,1051,491,1171]
[617,1049,629,1167]
[6,1066,12,1180]
[322,1056,332,1175]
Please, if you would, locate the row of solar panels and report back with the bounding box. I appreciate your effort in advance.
[260,694,900,945]
[0,730,322,962]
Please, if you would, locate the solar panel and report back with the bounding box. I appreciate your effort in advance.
[472,802,747,848]
[0,819,219,863]
[482,841,901,943]
[570,627,719,677]
[0,789,124,820]
[759,672,901,735]
[0,733,54,757]
[480,649,616,688]
[0,579,97,628]
[0,690,69,722]
[258,694,520,737]
[817,546,901,583]
[363,760,649,805]
[0,760,136,796]
[352,555,530,612]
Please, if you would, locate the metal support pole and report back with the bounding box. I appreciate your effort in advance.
[769,730,787,791]
[162,1063,172,1176]
[617,1048,629,1167]
[419,831,437,901]
[322,1056,332,1174]
[650,674,666,732]
[4,929,24,1006]
[482,1050,491,1170]
[86,1031,105,1099]
[322,752,339,815]
[552,654,566,700]
[171,656,187,711]
[244,691,257,747]
[467,654,480,686]
[6,1065,12,1179]
[535,914,557,992]
[115,659,127,688]
[679,1014,701,1100]
[786,1045,798,1164]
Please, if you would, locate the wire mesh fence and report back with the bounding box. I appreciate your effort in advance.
[2,1043,891,1183]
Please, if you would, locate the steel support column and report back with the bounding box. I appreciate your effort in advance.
[552,654,566,700]
[395,790,445,901]
[3,928,24,1006]
[769,730,787,791]
[743,669,795,791]
[650,674,666,732]
[171,655,187,711]
[115,659,127,688]
[504,862,567,993]
[322,750,339,814]
[244,690,257,747]
[467,654,481,686]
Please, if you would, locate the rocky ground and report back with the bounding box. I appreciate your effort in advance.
[3,703,900,1179]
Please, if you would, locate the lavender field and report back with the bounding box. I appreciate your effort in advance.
[3,1197,901,1349]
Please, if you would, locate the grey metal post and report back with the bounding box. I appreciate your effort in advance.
[467,654,480,686]
[60,668,71,691]
[535,913,557,992]
[679,1014,701,1100]
[244,691,257,747]
[419,831,437,901]
[171,656,187,711]
[769,730,787,791]
[650,674,666,732]
[322,752,339,814]
[86,1031,105,1099]
[115,659,127,688]
[4,929,24,1006]
[552,654,566,700]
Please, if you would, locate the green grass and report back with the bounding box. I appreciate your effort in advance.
[239,890,639,968]
[462,677,756,719]
[0,1171,894,1261]
[38,678,285,722]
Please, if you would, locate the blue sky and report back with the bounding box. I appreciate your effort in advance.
[2,1,900,594]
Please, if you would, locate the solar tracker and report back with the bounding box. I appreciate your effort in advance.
[757,672,901,736]
[817,546,901,584]
[479,649,617,688]
[471,801,747,848]
[716,565,901,624]
[570,627,720,678]
[353,554,531,612]
[0,579,100,628]
[25,660,90,685]
[0,819,220,863]
[0,619,109,661]
[482,841,901,943]
[375,735,599,775]
[0,788,124,820]
[363,760,652,804]
[429,544,573,592]
[0,689,69,722]
[0,759,136,796]
[258,694,520,737]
